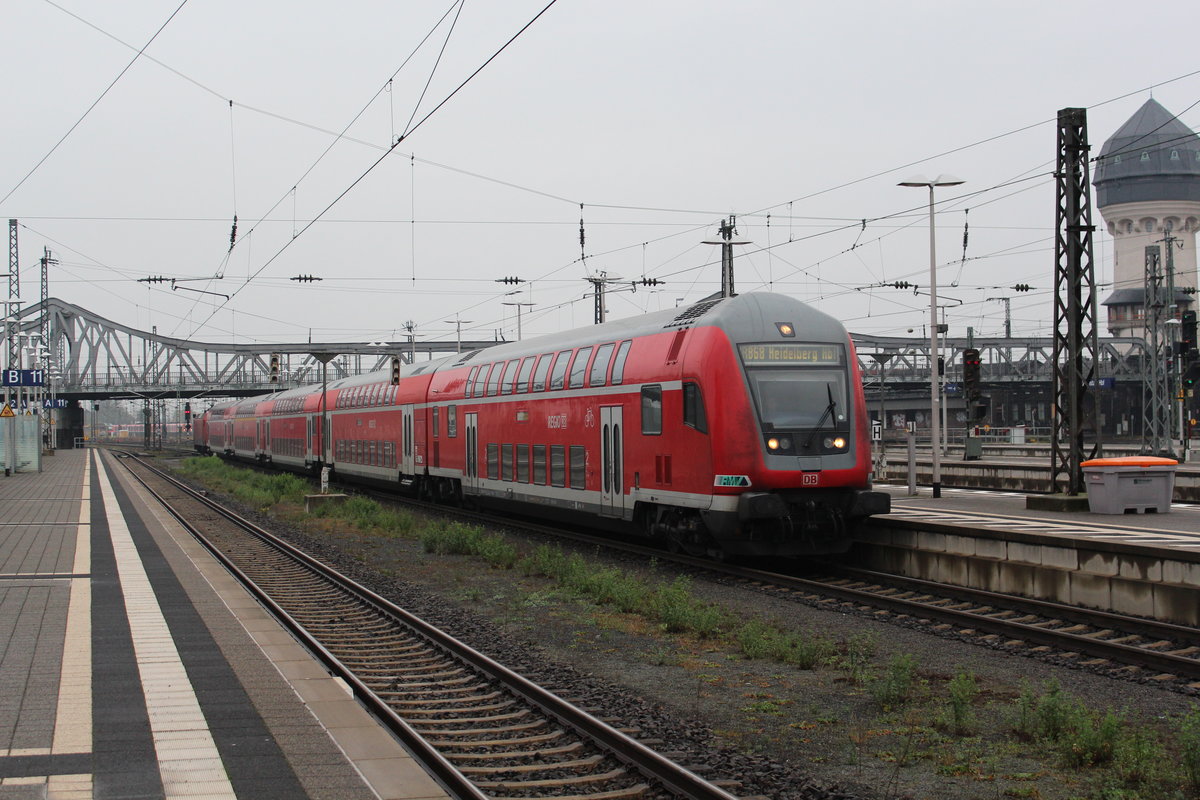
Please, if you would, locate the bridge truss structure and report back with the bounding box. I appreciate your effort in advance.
[11,298,501,400]
[5,298,1155,405]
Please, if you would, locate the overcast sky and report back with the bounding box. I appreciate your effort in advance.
[4,0,1199,350]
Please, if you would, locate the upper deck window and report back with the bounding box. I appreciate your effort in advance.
[532,354,552,392]
[500,360,518,395]
[589,343,614,386]
[611,340,632,384]
[516,357,535,393]
[569,347,593,389]
[549,350,571,391]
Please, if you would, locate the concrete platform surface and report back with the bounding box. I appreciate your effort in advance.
[0,448,450,800]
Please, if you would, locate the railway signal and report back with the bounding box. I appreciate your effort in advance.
[269,354,280,383]
[1185,362,1200,391]
[962,347,987,420]
[390,356,401,385]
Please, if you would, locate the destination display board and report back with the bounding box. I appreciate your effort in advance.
[738,343,843,366]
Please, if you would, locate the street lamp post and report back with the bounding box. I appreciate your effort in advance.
[899,174,964,499]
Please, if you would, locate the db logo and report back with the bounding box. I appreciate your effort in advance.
[801,473,820,486]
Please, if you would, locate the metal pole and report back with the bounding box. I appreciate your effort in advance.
[927,185,942,498]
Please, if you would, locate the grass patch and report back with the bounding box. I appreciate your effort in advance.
[421,520,518,569]
[178,456,308,509]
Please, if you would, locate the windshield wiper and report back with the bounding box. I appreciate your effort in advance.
[803,383,837,450]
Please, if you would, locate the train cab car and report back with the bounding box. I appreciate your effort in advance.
[425,292,888,556]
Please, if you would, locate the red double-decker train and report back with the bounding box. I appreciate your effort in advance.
[195,293,888,556]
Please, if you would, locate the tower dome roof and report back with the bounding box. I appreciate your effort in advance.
[1093,98,1200,208]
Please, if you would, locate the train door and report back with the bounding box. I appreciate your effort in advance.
[600,406,624,517]
[306,416,314,463]
[464,413,479,492]
[256,420,263,456]
[400,404,415,475]
[265,420,271,458]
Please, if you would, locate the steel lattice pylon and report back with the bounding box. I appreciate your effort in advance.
[1050,108,1102,495]
[1141,245,1172,454]
[7,220,18,368]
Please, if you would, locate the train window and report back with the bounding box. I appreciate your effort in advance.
[549,350,572,390]
[532,354,552,392]
[611,340,632,385]
[745,368,848,430]
[641,385,663,435]
[569,445,586,489]
[533,445,547,484]
[569,347,593,389]
[486,363,502,396]
[448,405,458,437]
[466,366,480,398]
[500,360,518,395]
[589,343,614,386]
[515,357,535,393]
[432,407,440,438]
[487,444,499,480]
[550,445,566,487]
[384,441,394,467]
[516,444,529,482]
[683,382,708,433]
[502,444,514,481]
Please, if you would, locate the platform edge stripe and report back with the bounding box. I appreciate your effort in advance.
[54,448,91,756]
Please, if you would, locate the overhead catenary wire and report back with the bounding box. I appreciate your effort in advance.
[186,0,562,337]
[1,0,190,207]
[17,4,1200,344]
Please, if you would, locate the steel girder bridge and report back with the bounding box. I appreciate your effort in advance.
[12,298,503,401]
[8,298,1153,402]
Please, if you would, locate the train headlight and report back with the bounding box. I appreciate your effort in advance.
[768,437,780,450]
[823,436,847,450]
[780,436,792,450]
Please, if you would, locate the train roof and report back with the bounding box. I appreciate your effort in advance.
[437,292,846,370]
[199,293,847,412]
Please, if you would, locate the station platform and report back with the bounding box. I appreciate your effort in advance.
[0,448,450,800]
[878,481,1200,550]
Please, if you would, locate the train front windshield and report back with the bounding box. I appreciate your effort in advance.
[747,368,848,430]
[738,342,851,454]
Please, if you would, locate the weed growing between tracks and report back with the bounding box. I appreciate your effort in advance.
[175,456,1200,800]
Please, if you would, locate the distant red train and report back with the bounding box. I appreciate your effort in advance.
[196,293,889,556]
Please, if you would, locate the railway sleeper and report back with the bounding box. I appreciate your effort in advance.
[471,768,632,791]
[398,701,516,717]
[444,741,587,761]
[456,754,605,776]
[430,730,571,751]
[407,710,532,727]
[415,719,550,736]
[423,727,564,749]
[384,691,504,706]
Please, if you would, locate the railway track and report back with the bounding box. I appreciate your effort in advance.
[344,483,1200,686]
[116,452,742,800]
